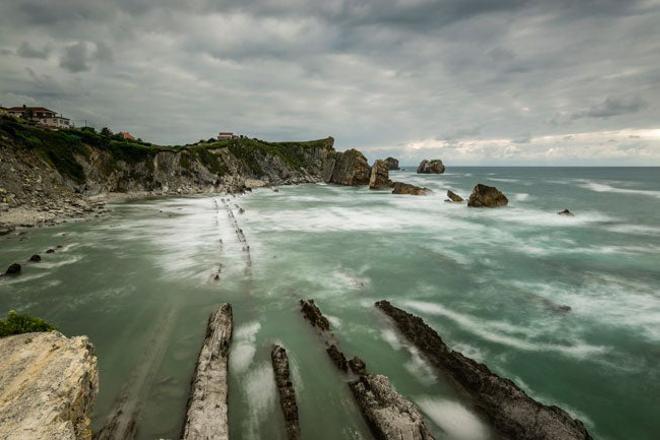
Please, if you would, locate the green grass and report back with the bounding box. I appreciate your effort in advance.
[0,310,56,338]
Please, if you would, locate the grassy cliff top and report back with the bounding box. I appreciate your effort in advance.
[0,115,334,183]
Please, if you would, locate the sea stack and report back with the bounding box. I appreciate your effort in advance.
[384,157,400,170]
[416,159,445,174]
[369,159,391,190]
[467,184,508,207]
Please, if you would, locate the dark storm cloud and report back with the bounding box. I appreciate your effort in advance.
[0,0,659,164]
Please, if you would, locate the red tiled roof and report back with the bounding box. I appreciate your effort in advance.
[7,106,55,113]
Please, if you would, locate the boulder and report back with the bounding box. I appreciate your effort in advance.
[467,184,508,208]
[416,160,445,174]
[326,344,349,372]
[369,160,391,190]
[375,300,592,440]
[5,263,21,275]
[0,332,98,440]
[46,248,55,254]
[384,157,400,170]
[29,254,41,262]
[299,299,330,331]
[392,182,430,196]
[349,374,434,440]
[327,149,371,186]
[446,190,463,202]
[348,356,367,376]
[558,209,574,216]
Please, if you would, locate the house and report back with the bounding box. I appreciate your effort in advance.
[0,106,7,115]
[218,131,238,140]
[119,131,135,141]
[6,105,71,129]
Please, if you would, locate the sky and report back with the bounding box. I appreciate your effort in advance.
[1,0,659,165]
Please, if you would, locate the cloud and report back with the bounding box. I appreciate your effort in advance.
[16,41,51,59]
[580,96,648,119]
[59,41,114,73]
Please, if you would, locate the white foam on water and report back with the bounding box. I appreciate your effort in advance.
[0,271,48,285]
[36,256,82,269]
[380,327,436,384]
[513,193,531,201]
[231,322,261,374]
[605,224,660,237]
[488,177,520,183]
[417,397,490,440]
[580,181,660,199]
[332,269,371,290]
[381,329,402,350]
[242,362,277,440]
[402,300,607,358]
[327,315,342,329]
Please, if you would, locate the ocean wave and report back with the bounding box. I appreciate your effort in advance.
[416,397,490,440]
[580,181,660,199]
[231,322,261,374]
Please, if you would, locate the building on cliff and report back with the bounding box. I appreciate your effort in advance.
[119,131,135,141]
[6,105,71,129]
[218,131,238,140]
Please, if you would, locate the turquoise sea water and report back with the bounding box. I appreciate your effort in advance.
[1,167,659,439]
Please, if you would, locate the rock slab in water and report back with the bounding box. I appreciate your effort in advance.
[326,344,349,372]
[0,332,98,440]
[299,299,330,331]
[384,157,400,170]
[558,209,574,216]
[375,300,592,440]
[467,184,508,208]
[5,263,21,275]
[182,304,233,440]
[327,149,371,186]
[350,374,435,440]
[446,190,464,202]
[392,182,430,196]
[416,160,445,174]
[369,159,391,190]
[271,345,301,440]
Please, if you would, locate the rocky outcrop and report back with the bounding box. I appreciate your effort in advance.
[0,331,98,440]
[369,159,391,190]
[384,157,400,170]
[375,300,592,440]
[558,209,574,216]
[326,149,371,186]
[446,190,463,202]
[350,374,434,440]
[392,182,430,196]
[326,344,349,372]
[182,304,233,440]
[416,160,445,174]
[467,184,508,208]
[299,299,330,331]
[271,345,300,440]
[4,263,21,275]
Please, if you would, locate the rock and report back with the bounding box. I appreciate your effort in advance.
[384,157,400,170]
[416,159,445,174]
[271,345,301,440]
[375,300,592,440]
[467,184,508,208]
[5,263,21,275]
[369,160,391,190]
[558,209,574,216]
[46,248,55,254]
[245,178,267,189]
[0,332,98,440]
[182,304,233,440]
[327,149,371,186]
[392,182,430,196]
[326,344,349,372]
[446,190,463,202]
[299,299,330,331]
[348,356,367,376]
[349,374,434,440]
[29,254,41,262]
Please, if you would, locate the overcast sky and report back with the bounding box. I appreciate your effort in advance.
[1,0,659,165]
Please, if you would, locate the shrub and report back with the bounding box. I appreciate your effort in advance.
[0,310,56,338]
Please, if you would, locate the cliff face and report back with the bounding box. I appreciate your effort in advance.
[0,332,98,440]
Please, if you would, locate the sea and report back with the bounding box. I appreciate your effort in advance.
[1,167,659,440]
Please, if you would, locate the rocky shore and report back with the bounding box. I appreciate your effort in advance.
[375,300,593,440]
[0,331,98,440]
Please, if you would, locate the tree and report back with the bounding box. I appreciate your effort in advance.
[100,127,112,137]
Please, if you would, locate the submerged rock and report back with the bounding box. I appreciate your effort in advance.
[375,300,592,440]
[384,157,400,170]
[467,184,508,208]
[369,160,391,190]
[271,345,301,440]
[446,190,464,202]
[326,344,349,372]
[46,248,55,254]
[392,182,431,196]
[29,254,41,262]
[0,332,98,440]
[416,159,445,174]
[299,299,330,331]
[5,263,21,275]
[350,374,435,440]
[327,149,371,186]
[182,304,233,440]
[558,209,574,216]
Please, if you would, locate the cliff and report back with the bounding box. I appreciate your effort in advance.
[0,331,98,440]
[0,116,355,229]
